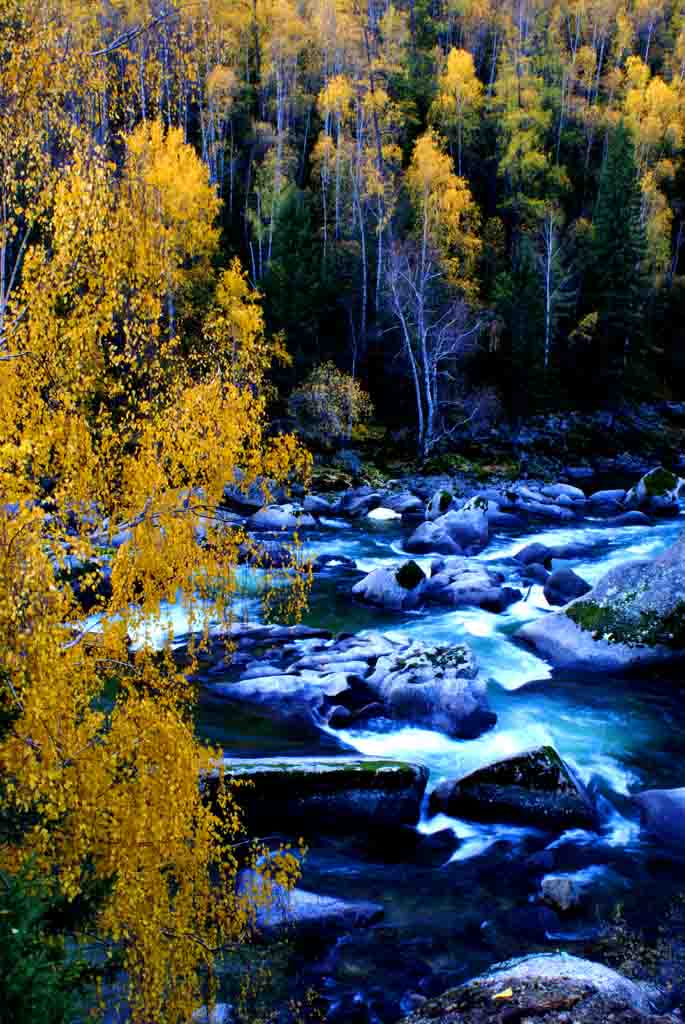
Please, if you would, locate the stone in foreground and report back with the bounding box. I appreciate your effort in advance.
[216,756,428,835]
[399,953,667,1024]
[428,745,596,831]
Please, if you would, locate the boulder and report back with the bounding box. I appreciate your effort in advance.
[339,489,384,518]
[625,467,685,517]
[383,491,425,516]
[633,787,685,850]
[426,489,455,520]
[209,672,350,735]
[460,495,524,529]
[246,505,316,532]
[366,642,496,738]
[367,506,402,521]
[303,494,335,515]
[521,562,550,584]
[399,954,664,1024]
[606,511,651,526]
[215,756,429,834]
[222,471,287,515]
[352,562,427,611]
[515,542,553,566]
[404,519,463,556]
[544,568,592,607]
[428,745,596,831]
[517,535,685,673]
[424,557,521,612]
[542,483,586,500]
[406,507,489,556]
[238,869,383,936]
[238,540,295,568]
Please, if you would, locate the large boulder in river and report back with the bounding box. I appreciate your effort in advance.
[517,535,685,673]
[406,507,489,556]
[399,953,665,1024]
[426,488,455,520]
[366,642,496,738]
[543,568,591,607]
[215,756,428,834]
[428,745,596,831]
[625,467,684,517]
[352,561,427,611]
[424,557,521,612]
[633,787,685,850]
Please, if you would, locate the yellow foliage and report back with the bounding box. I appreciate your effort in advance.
[0,121,309,1021]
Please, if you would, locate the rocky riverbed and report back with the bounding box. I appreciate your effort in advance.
[110,461,685,1023]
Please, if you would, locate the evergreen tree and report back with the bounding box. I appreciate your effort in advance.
[592,121,648,396]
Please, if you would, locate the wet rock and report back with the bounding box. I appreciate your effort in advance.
[633,787,685,849]
[424,557,522,612]
[304,494,335,515]
[515,542,553,566]
[521,562,550,584]
[426,488,455,520]
[209,672,350,735]
[367,506,402,521]
[246,504,316,531]
[238,869,384,936]
[517,535,685,673]
[406,508,489,556]
[313,553,358,571]
[542,483,587,501]
[544,568,592,607]
[606,511,652,526]
[222,472,286,515]
[215,756,429,834]
[625,467,685,517]
[339,489,384,517]
[566,465,595,479]
[383,491,425,516]
[366,642,496,738]
[428,745,596,831]
[238,540,296,568]
[192,1004,233,1024]
[589,488,626,514]
[352,562,427,611]
[399,953,667,1024]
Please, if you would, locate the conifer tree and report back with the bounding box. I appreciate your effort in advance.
[592,120,648,394]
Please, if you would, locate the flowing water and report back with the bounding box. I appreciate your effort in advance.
[194,497,685,1018]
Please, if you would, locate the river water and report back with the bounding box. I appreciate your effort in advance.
[196,499,685,1019]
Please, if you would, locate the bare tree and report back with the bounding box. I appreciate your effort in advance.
[386,240,489,459]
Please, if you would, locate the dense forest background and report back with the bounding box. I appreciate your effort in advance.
[4,0,685,447]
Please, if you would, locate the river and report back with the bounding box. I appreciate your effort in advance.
[195,493,685,1021]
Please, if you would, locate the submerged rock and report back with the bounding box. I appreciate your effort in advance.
[238,869,384,936]
[633,787,685,850]
[517,535,685,673]
[428,745,596,831]
[543,568,592,607]
[215,756,428,834]
[399,953,666,1024]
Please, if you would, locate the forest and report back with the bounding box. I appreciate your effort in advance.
[2,1,685,1023]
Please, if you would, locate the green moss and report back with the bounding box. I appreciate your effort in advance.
[567,598,685,649]
[642,467,678,497]
[439,490,453,512]
[395,560,425,590]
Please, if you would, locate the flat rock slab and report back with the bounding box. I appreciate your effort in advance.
[399,954,669,1024]
[216,756,428,835]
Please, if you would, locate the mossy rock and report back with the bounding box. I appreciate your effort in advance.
[395,560,426,590]
[429,745,596,830]
[210,756,429,836]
